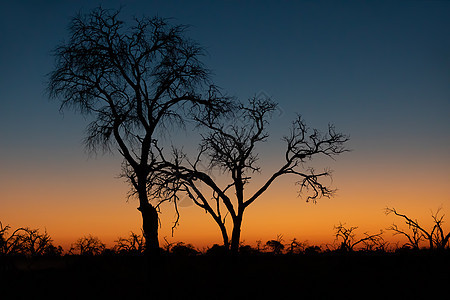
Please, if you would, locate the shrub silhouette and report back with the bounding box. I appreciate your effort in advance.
[205,244,229,256]
[304,245,321,254]
[239,244,260,255]
[266,235,285,254]
[170,242,199,256]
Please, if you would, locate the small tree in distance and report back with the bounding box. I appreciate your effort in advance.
[0,222,61,256]
[333,223,385,252]
[70,235,106,256]
[286,238,308,254]
[114,231,145,255]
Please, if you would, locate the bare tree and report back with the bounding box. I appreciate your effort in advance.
[114,231,145,255]
[14,228,56,256]
[70,235,106,255]
[0,222,26,255]
[153,97,348,253]
[333,223,384,252]
[286,238,308,254]
[0,222,61,256]
[47,7,231,259]
[385,207,450,250]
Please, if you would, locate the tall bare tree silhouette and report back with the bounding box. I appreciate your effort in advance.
[47,7,230,261]
[153,97,348,253]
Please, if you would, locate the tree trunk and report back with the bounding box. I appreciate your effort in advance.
[218,221,230,250]
[136,170,160,258]
[230,216,243,254]
[138,202,160,257]
[138,201,162,286]
[428,237,434,250]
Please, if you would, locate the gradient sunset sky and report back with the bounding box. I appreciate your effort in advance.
[1,0,449,250]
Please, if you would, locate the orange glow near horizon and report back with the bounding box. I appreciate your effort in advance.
[1,150,448,252]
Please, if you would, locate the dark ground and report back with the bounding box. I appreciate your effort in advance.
[1,251,449,299]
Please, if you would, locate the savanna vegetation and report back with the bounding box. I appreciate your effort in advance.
[1,208,449,299]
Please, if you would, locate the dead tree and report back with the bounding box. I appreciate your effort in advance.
[0,222,60,256]
[334,223,384,252]
[286,238,308,254]
[114,231,145,254]
[15,228,55,256]
[385,207,450,250]
[153,97,348,253]
[0,222,26,255]
[69,235,106,255]
[47,7,231,259]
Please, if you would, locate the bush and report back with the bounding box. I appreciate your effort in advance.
[170,242,199,256]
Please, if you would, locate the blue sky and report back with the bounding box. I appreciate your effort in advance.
[1,1,449,246]
[2,1,449,149]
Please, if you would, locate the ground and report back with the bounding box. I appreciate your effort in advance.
[1,251,449,299]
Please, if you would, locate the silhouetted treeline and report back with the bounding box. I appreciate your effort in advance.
[2,207,449,258]
[2,209,449,299]
[2,237,449,300]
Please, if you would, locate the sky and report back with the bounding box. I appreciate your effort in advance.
[1,0,449,250]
